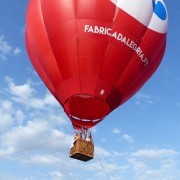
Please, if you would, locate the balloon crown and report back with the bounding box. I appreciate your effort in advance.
[152,0,167,20]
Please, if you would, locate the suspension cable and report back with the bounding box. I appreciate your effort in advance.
[95,150,111,180]
[1,132,111,180]
[0,136,66,158]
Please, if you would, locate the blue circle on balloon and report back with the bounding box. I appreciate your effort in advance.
[152,0,167,20]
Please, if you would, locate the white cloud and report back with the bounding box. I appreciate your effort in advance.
[0,35,21,60]
[0,120,72,156]
[13,47,21,56]
[127,154,180,180]
[1,77,180,180]
[43,92,59,107]
[0,110,13,131]
[50,170,80,180]
[136,93,152,100]
[87,161,123,174]
[126,148,180,179]
[25,154,62,165]
[6,77,59,109]
[134,93,160,109]
[123,134,134,143]
[51,171,64,179]
[6,77,34,98]
[91,127,97,134]
[0,99,26,132]
[131,148,177,159]
[95,146,111,157]
[112,128,134,144]
[0,172,21,180]
[0,35,12,60]
[101,138,106,143]
[0,77,71,160]
[15,110,26,125]
[113,127,121,134]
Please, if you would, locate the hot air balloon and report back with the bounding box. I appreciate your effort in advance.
[25,0,168,161]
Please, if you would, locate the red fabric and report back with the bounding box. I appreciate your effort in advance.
[25,0,167,129]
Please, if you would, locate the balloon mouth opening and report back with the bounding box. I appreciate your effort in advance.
[71,115,102,122]
[64,94,110,129]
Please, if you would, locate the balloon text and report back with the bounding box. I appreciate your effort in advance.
[84,25,148,66]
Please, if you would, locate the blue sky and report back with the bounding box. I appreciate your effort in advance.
[0,1,180,180]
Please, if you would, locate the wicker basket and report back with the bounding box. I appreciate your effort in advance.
[69,138,94,161]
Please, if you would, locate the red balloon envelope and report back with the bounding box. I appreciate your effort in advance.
[25,0,168,129]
